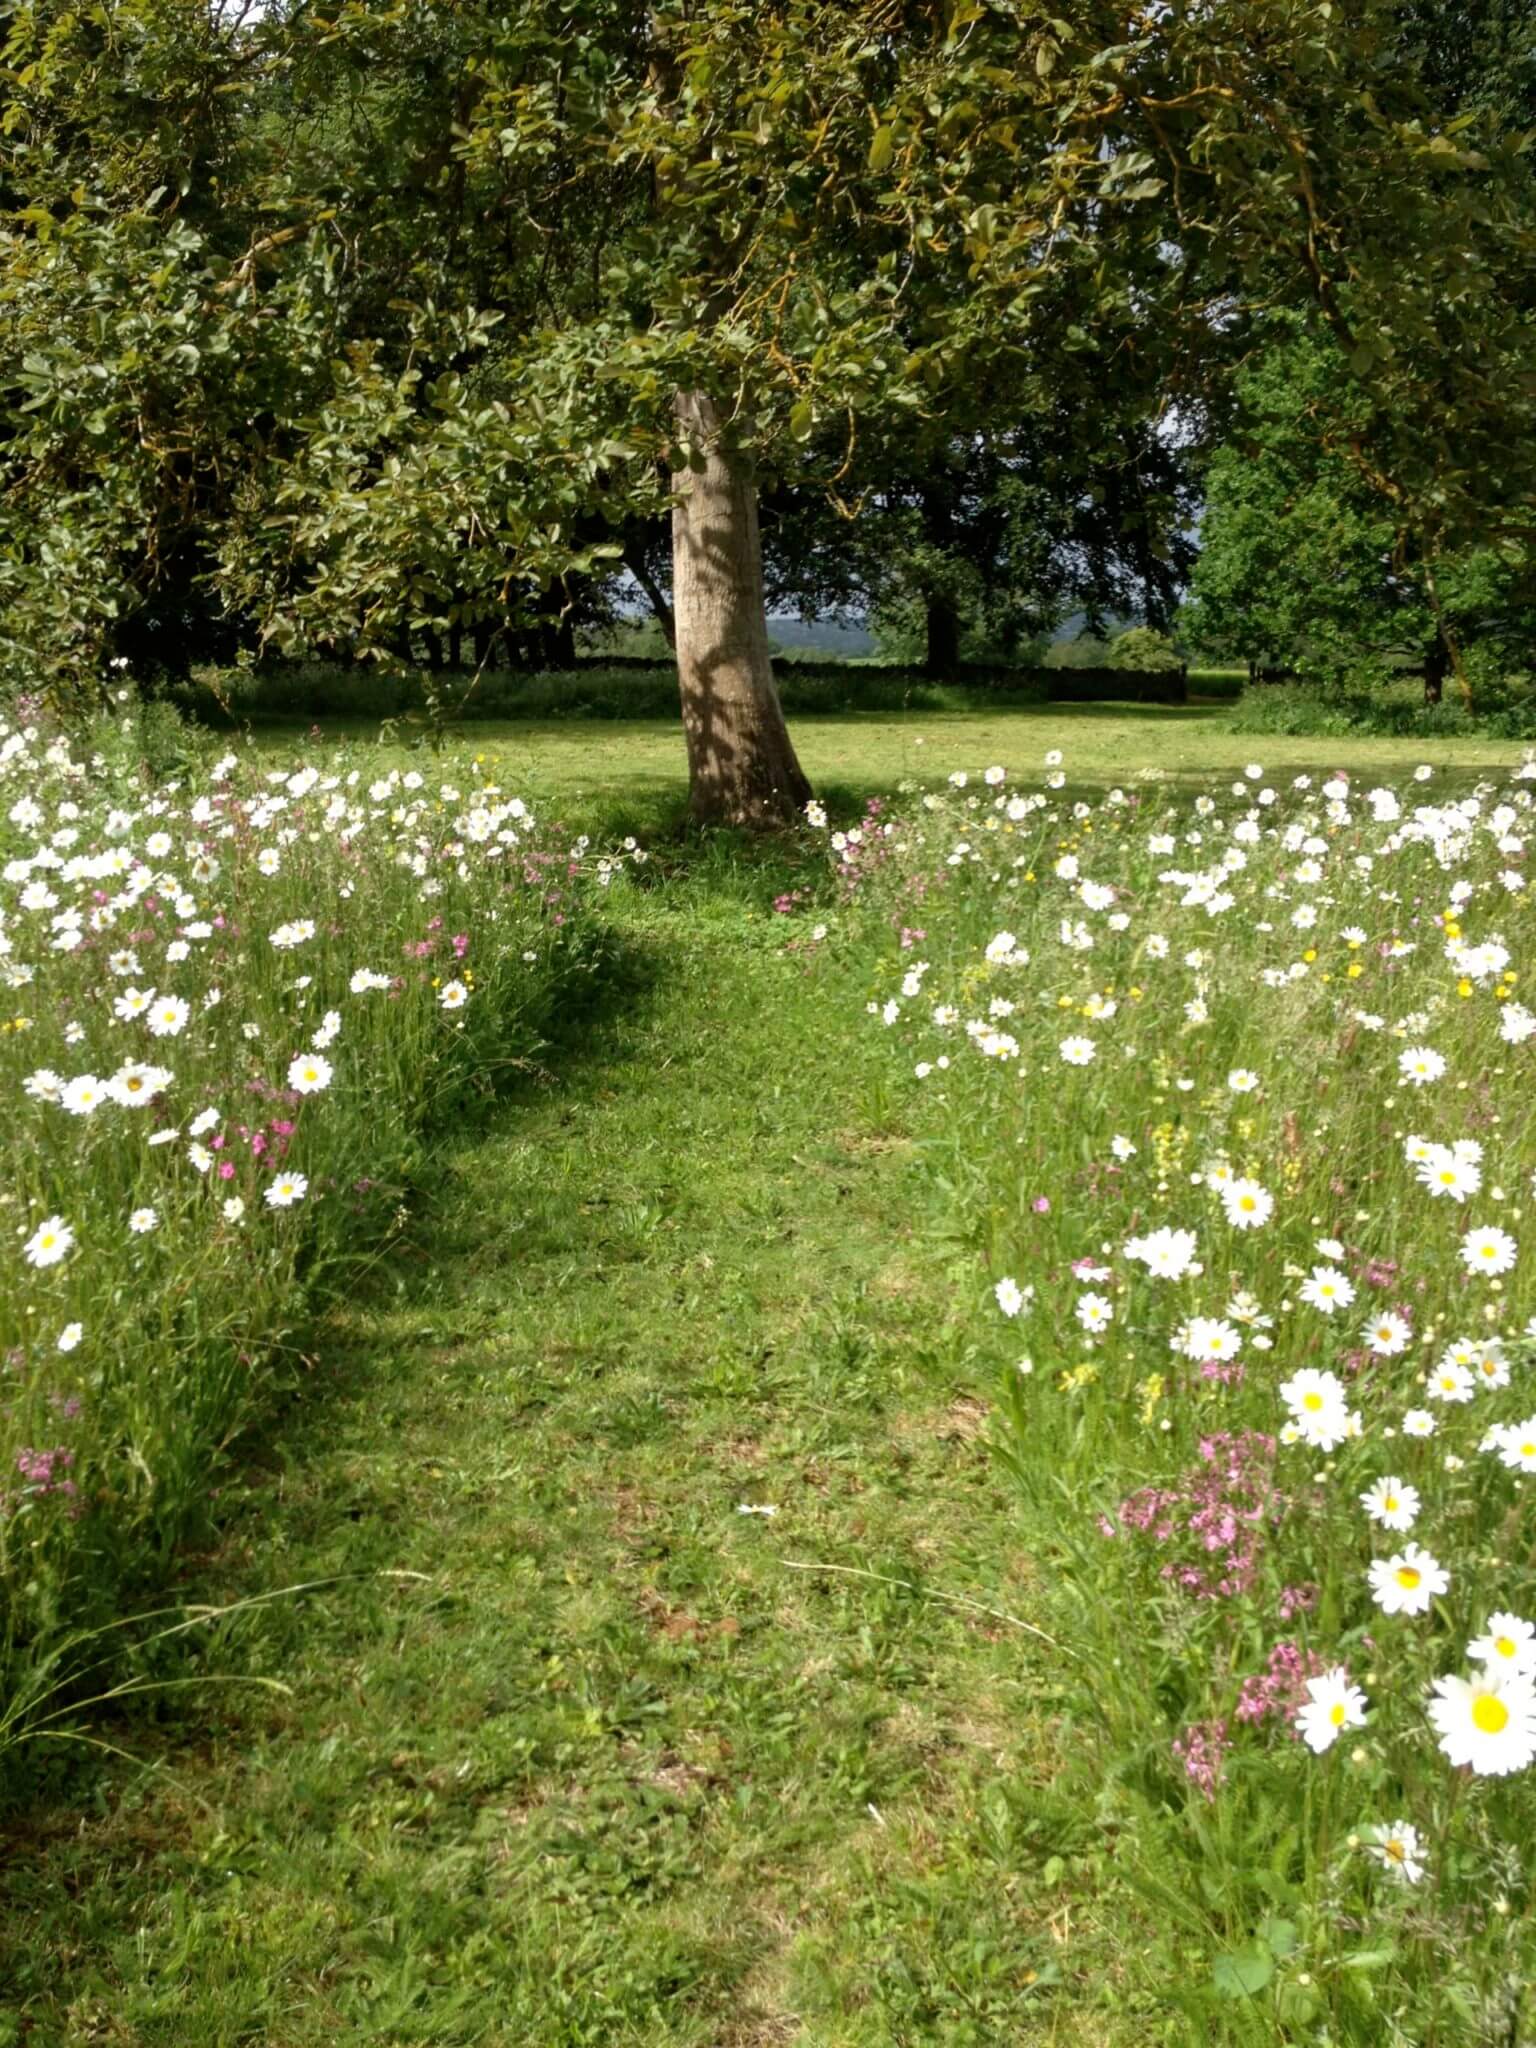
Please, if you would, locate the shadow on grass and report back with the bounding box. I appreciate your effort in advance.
[0,827,824,1822]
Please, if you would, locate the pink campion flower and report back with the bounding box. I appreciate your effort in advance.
[451,933,469,957]
[1233,1641,1328,1732]
[1173,1718,1230,1801]
[14,1446,77,1499]
[1279,1583,1319,1621]
[218,1162,236,1181]
[1032,1196,1051,1214]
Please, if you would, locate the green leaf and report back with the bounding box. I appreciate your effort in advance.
[867,125,894,173]
[788,398,814,440]
[1211,1945,1274,1999]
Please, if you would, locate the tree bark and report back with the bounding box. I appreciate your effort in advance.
[1423,635,1448,706]
[670,389,812,826]
[624,537,676,648]
[924,592,962,678]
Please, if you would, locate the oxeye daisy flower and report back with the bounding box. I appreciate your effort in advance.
[1075,1293,1113,1334]
[1221,1178,1273,1229]
[1368,1543,1448,1617]
[1124,1226,1199,1281]
[1428,1361,1475,1405]
[113,986,155,1021]
[1416,1150,1481,1202]
[1470,1344,1509,1392]
[128,1207,159,1234]
[1428,1669,1536,1776]
[1492,1419,1536,1472]
[264,1174,309,1210]
[1059,1035,1095,1065]
[1399,1046,1446,1085]
[60,1074,105,1115]
[1468,1614,1536,1678]
[23,1216,74,1267]
[1360,1476,1420,1531]
[1178,1317,1241,1363]
[1401,1408,1437,1438]
[1366,1822,1426,1884]
[146,994,190,1038]
[1279,1368,1351,1449]
[22,1069,64,1104]
[1295,1668,1367,1754]
[57,1322,83,1353]
[106,1062,171,1108]
[438,980,470,1010]
[1364,1311,1412,1357]
[1461,1226,1517,1277]
[994,1277,1024,1318]
[1226,1068,1260,1093]
[1298,1266,1355,1316]
[1110,1135,1137,1161]
[286,1053,333,1095]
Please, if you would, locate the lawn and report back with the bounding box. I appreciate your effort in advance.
[1,707,1531,2046]
[263,700,1526,816]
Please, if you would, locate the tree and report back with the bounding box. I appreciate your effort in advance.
[1183,321,1536,701]
[4,2,1534,809]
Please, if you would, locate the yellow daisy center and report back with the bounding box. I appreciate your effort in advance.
[1495,1637,1516,1659]
[1383,1838,1406,1862]
[1303,1392,1324,1412]
[1329,1703,1347,1726]
[1396,1566,1421,1590]
[1472,1694,1510,1736]
[1383,1495,1399,1513]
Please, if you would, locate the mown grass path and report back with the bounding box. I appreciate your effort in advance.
[1,847,1101,2047]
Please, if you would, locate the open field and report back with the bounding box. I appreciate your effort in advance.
[3,708,1533,2045]
[260,702,1530,815]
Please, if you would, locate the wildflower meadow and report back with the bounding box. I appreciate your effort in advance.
[0,704,627,1730]
[836,754,1536,2036]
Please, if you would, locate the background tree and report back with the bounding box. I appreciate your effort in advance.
[1183,322,1536,701]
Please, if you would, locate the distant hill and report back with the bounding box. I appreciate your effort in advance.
[767,616,874,655]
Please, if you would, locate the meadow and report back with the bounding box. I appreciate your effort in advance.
[0,700,1532,2046]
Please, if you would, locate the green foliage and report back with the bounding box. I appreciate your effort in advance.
[1108,626,1182,673]
[0,709,619,1741]
[837,754,1536,2043]
[5,0,1534,720]
[1229,678,1536,741]
[1183,321,1536,700]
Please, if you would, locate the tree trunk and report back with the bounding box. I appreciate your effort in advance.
[924,592,962,679]
[624,537,676,648]
[551,578,577,669]
[1423,636,1448,706]
[670,389,812,826]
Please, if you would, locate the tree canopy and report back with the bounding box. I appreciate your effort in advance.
[2,0,1533,810]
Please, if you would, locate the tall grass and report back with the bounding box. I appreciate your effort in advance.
[833,751,1536,2038]
[0,700,626,1727]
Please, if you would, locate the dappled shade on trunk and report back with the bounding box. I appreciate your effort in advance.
[671,391,812,827]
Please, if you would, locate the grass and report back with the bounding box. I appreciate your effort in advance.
[0,825,1120,2047]
[256,700,1526,815]
[1,708,1530,2046]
